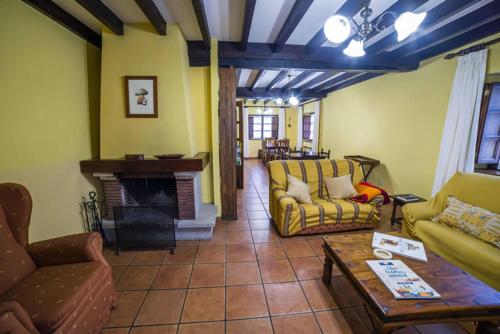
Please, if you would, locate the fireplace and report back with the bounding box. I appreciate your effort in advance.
[80,153,216,241]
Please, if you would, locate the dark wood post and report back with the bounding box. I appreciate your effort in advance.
[218,68,238,219]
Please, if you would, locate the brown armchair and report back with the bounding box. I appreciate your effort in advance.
[0,183,116,334]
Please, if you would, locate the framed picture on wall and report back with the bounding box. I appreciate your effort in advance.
[125,76,158,118]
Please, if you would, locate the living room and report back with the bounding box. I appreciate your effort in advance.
[0,0,499,333]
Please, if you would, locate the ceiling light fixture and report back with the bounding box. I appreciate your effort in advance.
[323,0,426,57]
[275,97,283,105]
[289,96,299,106]
[324,15,351,44]
[286,75,299,106]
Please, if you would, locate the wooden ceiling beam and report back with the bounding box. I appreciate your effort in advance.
[306,0,364,54]
[266,70,288,91]
[134,0,167,35]
[192,0,211,50]
[298,71,338,91]
[218,42,418,72]
[237,88,326,100]
[240,0,256,51]
[312,72,359,92]
[281,71,314,90]
[22,0,101,47]
[273,0,313,53]
[75,0,123,35]
[321,73,383,93]
[250,70,265,91]
[414,17,500,61]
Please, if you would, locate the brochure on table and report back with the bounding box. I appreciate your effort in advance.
[367,260,440,299]
[372,232,427,262]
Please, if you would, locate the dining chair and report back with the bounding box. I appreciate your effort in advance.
[320,148,331,159]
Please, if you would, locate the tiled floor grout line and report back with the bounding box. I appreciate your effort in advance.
[175,243,198,332]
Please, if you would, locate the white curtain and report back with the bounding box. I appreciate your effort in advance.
[296,106,303,150]
[432,49,487,195]
[312,101,321,152]
[243,107,250,158]
[278,108,285,139]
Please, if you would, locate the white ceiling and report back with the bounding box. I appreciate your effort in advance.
[50,0,497,92]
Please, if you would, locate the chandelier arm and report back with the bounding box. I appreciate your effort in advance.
[374,11,397,32]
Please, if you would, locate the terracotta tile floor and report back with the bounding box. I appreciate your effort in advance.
[102,159,472,334]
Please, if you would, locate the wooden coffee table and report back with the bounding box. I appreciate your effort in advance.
[322,233,500,334]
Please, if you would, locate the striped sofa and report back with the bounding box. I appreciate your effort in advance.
[267,159,380,236]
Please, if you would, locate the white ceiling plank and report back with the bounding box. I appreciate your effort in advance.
[102,0,148,23]
[307,72,344,89]
[163,0,202,40]
[287,0,346,45]
[274,70,303,88]
[293,71,324,88]
[238,69,252,87]
[152,0,174,23]
[249,0,296,43]
[255,70,281,88]
[53,0,103,32]
[204,0,245,41]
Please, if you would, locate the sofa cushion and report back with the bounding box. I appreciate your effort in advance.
[324,175,358,199]
[0,206,36,295]
[432,197,500,248]
[287,175,312,203]
[0,261,110,333]
[414,219,500,290]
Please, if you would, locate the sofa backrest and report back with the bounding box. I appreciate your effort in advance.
[438,172,500,213]
[267,159,364,198]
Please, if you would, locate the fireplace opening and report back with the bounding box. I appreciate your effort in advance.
[113,177,177,253]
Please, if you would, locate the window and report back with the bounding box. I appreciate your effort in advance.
[248,115,278,140]
[302,113,315,141]
[476,83,500,166]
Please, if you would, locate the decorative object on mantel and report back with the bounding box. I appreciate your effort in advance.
[125,154,144,160]
[323,0,426,57]
[125,76,158,118]
[154,154,185,160]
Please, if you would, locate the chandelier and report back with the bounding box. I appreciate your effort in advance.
[323,0,427,57]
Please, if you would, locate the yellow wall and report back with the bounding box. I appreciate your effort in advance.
[321,35,500,198]
[189,67,213,202]
[100,24,197,158]
[0,0,100,241]
[99,24,216,203]
[286,107,299,149]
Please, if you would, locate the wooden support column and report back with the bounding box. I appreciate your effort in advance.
[218,68,238,219]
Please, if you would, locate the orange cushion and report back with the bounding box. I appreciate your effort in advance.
[355,183,382,202]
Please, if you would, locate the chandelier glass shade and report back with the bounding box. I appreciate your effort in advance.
[323,0,426,57]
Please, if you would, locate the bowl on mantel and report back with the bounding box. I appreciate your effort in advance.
[154,154,185,160]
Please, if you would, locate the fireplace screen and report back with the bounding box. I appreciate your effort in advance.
[113,205,176,253]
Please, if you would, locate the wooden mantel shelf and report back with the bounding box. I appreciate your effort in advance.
[80,152,210,173]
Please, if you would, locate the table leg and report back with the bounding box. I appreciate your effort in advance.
[322,254,333,285]
[390,202,398,225]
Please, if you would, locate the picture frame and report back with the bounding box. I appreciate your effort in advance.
[125,76,158,118]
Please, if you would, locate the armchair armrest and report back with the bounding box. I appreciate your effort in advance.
[26,232,108,267]
[0,301,40,334]
[272,188,298,210]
